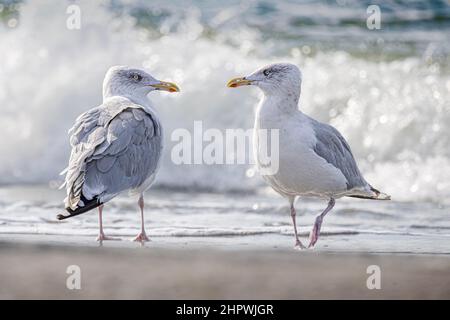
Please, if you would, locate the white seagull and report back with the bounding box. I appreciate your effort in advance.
[57,66,179,242]
[227,63,390,249]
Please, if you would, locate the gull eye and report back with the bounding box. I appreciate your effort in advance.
[131,73,142,81]
[263,69,271,77]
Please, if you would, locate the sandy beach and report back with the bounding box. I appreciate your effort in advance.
[1,237,450,299]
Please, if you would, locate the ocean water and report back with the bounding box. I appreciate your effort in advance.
[0,0,449,252]
[0,185,449,253]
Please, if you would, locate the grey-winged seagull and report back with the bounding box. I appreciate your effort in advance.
[227,63,390,249]
[57,66,179,242]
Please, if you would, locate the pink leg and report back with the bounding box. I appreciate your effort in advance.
[308,198,335,248]
[290,202,306,250]
[96,205,116,241]
[133,194,149,242]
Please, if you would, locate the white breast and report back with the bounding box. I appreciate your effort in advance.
[254,99,348,199]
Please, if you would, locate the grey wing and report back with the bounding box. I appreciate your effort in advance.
[311,119,368,190]
[63,106,161,210]
[81,108,162,204]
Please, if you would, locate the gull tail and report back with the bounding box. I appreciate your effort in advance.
[347,186,391,201]
[57,195,102,220]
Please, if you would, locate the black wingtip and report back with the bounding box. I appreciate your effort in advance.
[56,195,102,221]
[56,213,69,220]
[347,185,391,201]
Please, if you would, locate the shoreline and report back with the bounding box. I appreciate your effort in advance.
[1,232,449,255]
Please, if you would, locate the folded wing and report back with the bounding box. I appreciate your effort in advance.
[61,98,162,213]
[311,119,367,191]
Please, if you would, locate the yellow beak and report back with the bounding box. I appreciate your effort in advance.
[227,77,253,88]
[151,81,180,92]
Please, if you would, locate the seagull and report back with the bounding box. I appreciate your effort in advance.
[57,66,179,242]
[227,63,390,249]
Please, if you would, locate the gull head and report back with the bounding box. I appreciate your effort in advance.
[227,63,302,96]
[103,66,180,99]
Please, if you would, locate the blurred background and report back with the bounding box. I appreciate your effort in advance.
[0,0,449,204]
[2,1,450,299]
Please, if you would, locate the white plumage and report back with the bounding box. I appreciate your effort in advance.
[228,63,390,249]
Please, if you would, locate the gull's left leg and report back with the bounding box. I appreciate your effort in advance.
[289,197,306,250]
[96,205,117,242]
[308,198,335,248]
[133,194,150,242]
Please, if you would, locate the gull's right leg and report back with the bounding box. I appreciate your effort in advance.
[289,198,306,250]
[308,198,335,248]
[133,194,150,242]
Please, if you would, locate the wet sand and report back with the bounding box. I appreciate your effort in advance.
[1,239,449,299]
